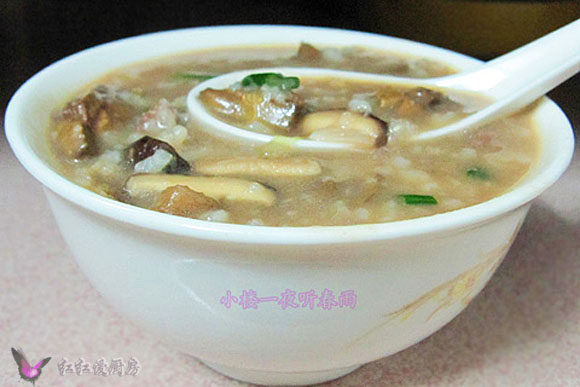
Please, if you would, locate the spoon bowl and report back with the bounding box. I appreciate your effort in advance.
[187,67,440,152]
[187,19,580,149]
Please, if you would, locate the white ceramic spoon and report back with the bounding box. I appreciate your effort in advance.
[187,19,580,150]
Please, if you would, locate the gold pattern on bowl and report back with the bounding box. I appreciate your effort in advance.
[351,219,524,346]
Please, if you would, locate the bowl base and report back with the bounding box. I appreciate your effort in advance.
[201,360,361,386]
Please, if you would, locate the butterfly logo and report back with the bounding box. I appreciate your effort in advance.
[11,348,51,385]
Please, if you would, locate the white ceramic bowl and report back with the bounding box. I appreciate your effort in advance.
[5,26,575,386]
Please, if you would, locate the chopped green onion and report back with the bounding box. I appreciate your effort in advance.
[398,194,438,205]
[466,167,491,180]
[241,73,300,90]
[172,72,216,81]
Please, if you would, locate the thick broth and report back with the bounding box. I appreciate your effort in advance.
[48,44,539,226]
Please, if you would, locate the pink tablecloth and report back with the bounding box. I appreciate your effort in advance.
[1,101,578,386]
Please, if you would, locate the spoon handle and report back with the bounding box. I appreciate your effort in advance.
[436,18,580,101]
[414,19,580,141]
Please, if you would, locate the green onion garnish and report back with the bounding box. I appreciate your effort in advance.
[466,167,491,180]
[398,194,438,205]
[172,73,216,81]
[241,73,300,90]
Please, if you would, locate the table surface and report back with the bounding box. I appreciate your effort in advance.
[1,78,579,386]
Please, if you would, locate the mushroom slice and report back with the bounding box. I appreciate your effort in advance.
[298,110,388,148]
[199,88,303,133]
[153,185,220,218]
[404,87,461,113]
[195,157,321,178]
[125,174,276,206]
[124,136,191,175]
[378,87,462,117]
[199,88,260,125]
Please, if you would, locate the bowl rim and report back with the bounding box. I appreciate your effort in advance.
[4,24,575,245]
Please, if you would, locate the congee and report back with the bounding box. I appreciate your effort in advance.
[48,43,539,226]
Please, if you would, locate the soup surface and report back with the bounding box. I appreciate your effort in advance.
[48,43,539,226]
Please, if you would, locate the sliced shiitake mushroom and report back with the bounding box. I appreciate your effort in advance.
[125,174,276,206]
[199,88,303,133]
[378,87,461,117]
[153,185,220,218]
[297,110,388,148]
[404,87,461,113]
[124,136,191,175]
[195,157,321,178]
[199,88,259,125]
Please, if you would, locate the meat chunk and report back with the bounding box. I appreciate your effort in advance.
[54,87,136,159]
[153,185,220,218]
[54,92,108,159]
[61,91,112,132]
[136,99,178,133]
[55,119,96,159]
[295,42,322,62]
[257,92,303,131]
